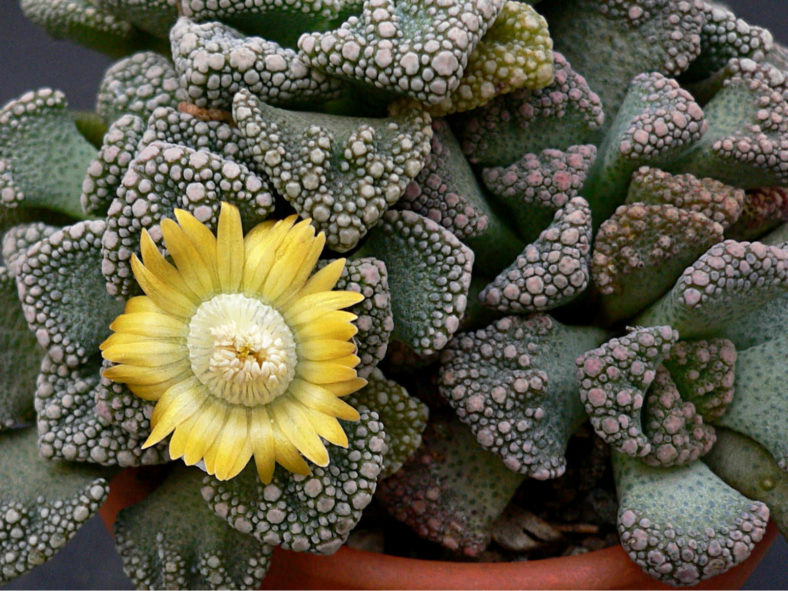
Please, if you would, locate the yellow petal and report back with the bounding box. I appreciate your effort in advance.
[293,312,358,342]
[100,332,183,351]
[288,379,361,421]
[250,407,276,483]
[139,229,200,302]
[285,291,364,326]
[297,339,357,361]
[144,377,206,447]
[167,397,211,461]
[297,258,346,298]
[297,360,360,384]
[273,426,311,476]
[173,208,219,284]
[123,296,163,314]
[109,312,187,338]
[216,202,244,292]
[102,340,187,366]
[209,406,253,480]
[128,380,181,401]
[101,361,190,386]
[322,377,368,397]
[298,403,350,448]
[131,255,197,318]
[161,218,217,296]
[182,399,228,465]
[261,220,320,303]
[271,401,329,467]
[242,216,297,297]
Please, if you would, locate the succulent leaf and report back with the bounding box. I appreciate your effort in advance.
[171,18,345,111]
[327,257,393,379]
[439,314,608,478]
[0,268,41,430]
[101,140,275,298]
[662,338,736,422]
[540,0,704,122]
[714,335,788,471]
[376,415,525,556]
[581,72,706,224]
[19,0,148,58]
[36,354,169,466]
[456,52,604,166]
[346,368,428,477]
[0,89,97,219]
[614,452,769,586]
[234,89,432,252]
[202,408,386,554]
[96,52,183,125]
[636,240,788,340]
[625,166,744,230]
[15,220,124,368]
[577,325,678,458]
[298,0,504,105]
[95,0,178,38]
[94,359,156,439]
[480,197,592,313]
[397,119,523,270]
[593,203,724,323]
[1,223,58,278]
[641,366,716,467]
[359,209,474,356]
[0,426,110,584]
[81,114,146,217]
[481,144,597,243]
[426,1,554,116]
[727,187,788,241]
[705,428,788,539]
[114,464,272,590]
[669,59,788,188]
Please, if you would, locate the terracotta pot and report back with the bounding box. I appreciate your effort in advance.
[100,469,778,590]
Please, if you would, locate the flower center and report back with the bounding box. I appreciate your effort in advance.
[187,293,298,406]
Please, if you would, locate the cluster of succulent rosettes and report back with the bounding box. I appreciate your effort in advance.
[7,0,788,588]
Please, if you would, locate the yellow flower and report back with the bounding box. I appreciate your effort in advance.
[101,203,365,482]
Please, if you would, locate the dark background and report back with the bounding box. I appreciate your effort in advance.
[1,0,787,588]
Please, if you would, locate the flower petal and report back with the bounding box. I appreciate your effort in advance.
[322,377,368,397]
[297,359,360,384]
[109,312,188,338]
[250,407,276,483]
[173,208,220,285]
[208,406,253,480]
[297,258,346,298]
[161,218,217,296]
[288,379,361,421]
[272,424,311,476]
[296,401,351,448]
[262,220,323,303]
[131,255,197,318]
[102,361,190,386]
[270,401,329,467]
[216,202,245,292]
[124,295,164,314]
[182,399,228,465]
[292,311,358,342]
[102,340,187,366]
[139,229,200,302]
[284,291,364,325]
[242,216,297,298]
[297,339,357,361]
[145,377,206,447]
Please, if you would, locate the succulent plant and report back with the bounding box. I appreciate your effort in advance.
[3,0,788,588]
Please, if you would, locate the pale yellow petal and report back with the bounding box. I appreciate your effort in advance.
[144,377,206,447]
[297,359,360,384]
[297,258,346,298]
[292,312,358,342]
[173,209,219,284]
[100,332,182,351]
[161,218,217,296]
[128,379,183,401]
[271,401,328,467]
[242,216,297,297]
[285,291,364,326]
[102,361,190,386]
[182,399,227,465]
[167,398,210,460]
[297,339,357,361]
[322,377,368,397]
[123,296,163,314]
[216,202,244,292]
[131,255,197,318]
[298,403,350,448]
[102,340,187,366]
[261,220,320,303]
[288,379,361,421]
[273,425,311,476]
[209,406,253,480]
[109,312,187,338]
[139,229,200,302]
[250,407,276,483]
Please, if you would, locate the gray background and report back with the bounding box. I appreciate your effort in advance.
[1,0,787,588]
